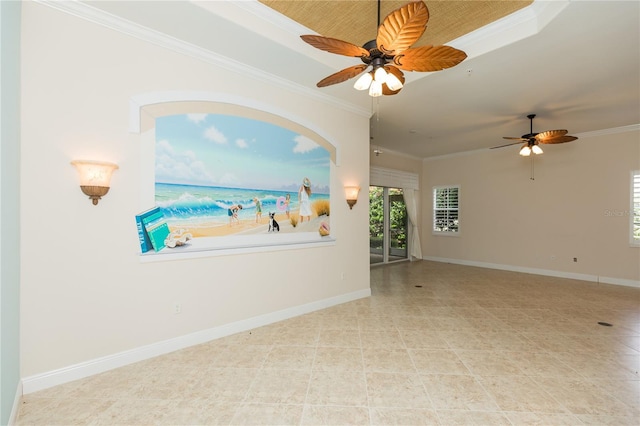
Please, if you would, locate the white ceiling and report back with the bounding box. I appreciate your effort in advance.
[78,0,639,159]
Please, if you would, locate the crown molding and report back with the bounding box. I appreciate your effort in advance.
[34,0,370,118]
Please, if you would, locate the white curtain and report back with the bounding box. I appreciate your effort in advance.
[403,188,422,260]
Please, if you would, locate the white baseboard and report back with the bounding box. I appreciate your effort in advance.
[22,288,371,395]
[422,256,640,288]
[8,380,22,426]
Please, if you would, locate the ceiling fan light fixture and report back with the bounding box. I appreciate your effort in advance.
[519,144,532,156]
[531,144,544,155]
[369,79,383,97]
[373,66,388,82]
[385,72,404,91]
[353,71,373,90]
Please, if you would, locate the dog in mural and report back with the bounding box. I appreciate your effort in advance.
[268,212,280,232]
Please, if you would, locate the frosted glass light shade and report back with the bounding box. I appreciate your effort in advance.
[353,72,373,90]
[519,145,532,156]
[531,144,544,155]
[71,160,119,205]
[344,186,360,209]
[385,72,404,91]
[369,80,383,97]
[373,66,388,82]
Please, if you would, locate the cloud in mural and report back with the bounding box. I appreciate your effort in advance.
[155,139,215,184]
[204,125,228,144]
[236,138,248,149]
[292,135,318,154]
[187,113,207,124]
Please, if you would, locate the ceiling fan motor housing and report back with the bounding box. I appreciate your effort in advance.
[361,40,389,67]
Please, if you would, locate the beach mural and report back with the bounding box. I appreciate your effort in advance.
[154,113,331,249]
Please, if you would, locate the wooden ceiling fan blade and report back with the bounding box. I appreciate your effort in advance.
[393,45,467,72]
[536,129,568,140]
[300,35,369,58]
[502,136,528,141]
[316,64,368,87]
[538,135,578,145]
[491,141,525,149]
[376,0,429,56]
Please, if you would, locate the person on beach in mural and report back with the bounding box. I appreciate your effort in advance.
[253,197,262,223]
[228,204,242,226]
[285,193,291,219]
[298,177,312,222]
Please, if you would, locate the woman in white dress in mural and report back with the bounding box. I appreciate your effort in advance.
[298,177,312,222]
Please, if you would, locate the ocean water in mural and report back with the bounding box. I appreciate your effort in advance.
[154,113,331,239]
[156,183,329,227]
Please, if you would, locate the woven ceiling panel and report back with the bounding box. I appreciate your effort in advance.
[259,0,532,47]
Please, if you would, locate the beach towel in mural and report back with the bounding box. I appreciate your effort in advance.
[154,113,330,244]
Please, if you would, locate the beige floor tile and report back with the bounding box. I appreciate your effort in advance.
[189,367,259,402]
[409,349,470,375]
[366,372,432,409]
[230,403,303,425]
[575,413,640,426]
[399,329,450,349]
[313,346,364,371]
[17,397,116,426]
[360,329,405,348]
[504,411,583,425]
[534,376,638,416]
[317,329,361,347]
[439,330,494,350]
[478,375,568,413]
[369,407,439,425]
[95,399,177,425]
[551,351,639,380]
[214,344,271,368]
[301,404,370,425]
[243,369,310,404]
[271,327,320,346]
[422,374,500,411]
[262,345,315,370]
[392,315,433,330]
[319,315,359,330]
[587,378,640,410]
[306,370,368,406]
[456,350,523,375]
[506,351,581,377]
[435,409,512,425]
[362,347,416,373]
[159,400,240,425]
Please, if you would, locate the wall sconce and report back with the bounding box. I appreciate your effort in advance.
[344,186,360,210]
[70,160,119,205]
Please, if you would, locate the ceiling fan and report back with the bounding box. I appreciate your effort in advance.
[492,114,579,156]
[300,0,467,97]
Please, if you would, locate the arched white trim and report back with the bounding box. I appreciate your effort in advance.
[129,91,340,165]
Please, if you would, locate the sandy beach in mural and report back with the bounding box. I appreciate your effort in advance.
[168,211,329,238]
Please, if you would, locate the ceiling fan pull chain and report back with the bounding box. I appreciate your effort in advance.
[530,157,535,180]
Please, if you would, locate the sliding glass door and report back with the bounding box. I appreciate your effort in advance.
[369,186,408,265]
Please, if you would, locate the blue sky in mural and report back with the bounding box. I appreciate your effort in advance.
[155,113,330,193]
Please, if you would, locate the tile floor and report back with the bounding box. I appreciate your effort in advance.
[16,261,640,425]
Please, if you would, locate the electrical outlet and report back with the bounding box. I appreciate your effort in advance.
[173,303,181,314]
[573,257,578,262]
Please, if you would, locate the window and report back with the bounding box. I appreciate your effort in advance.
[632,171,640,246]
[433,186,459,234]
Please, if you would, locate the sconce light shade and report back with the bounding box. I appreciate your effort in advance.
[344,186,360,210]
[71,160,118,205]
